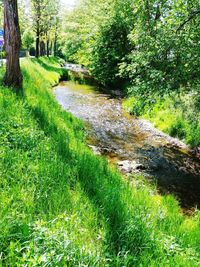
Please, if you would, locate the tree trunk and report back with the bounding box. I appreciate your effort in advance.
[54,19,58,57]
[4,0,23,90]
[47,39,49,57]
[40,40,45,56]
[26,49,29,57]
[46,32,49,57]
[35,24,40,58]
[50,40,53,55]
[54,32,57,56]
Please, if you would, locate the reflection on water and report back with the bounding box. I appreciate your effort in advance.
[54,81,200,209]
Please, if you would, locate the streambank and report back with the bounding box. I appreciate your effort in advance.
[54,81,200,210]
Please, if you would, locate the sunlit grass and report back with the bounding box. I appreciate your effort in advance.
[123,93,200,147]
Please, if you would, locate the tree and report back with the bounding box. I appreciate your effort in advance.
[119,0,200,96]
[22,30,34,57]
[30,0,60,57]
[4,0,23,90]
[91,0,134,87]
[31,0,44,57]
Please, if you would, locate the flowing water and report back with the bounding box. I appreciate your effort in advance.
[54,81,200,210]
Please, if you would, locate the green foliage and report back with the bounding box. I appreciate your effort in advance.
[22,30,34,50]
[30,0,61,56]
[90,0,134,87]
[18,0,32,35]
[123,91,200,146]
[119,0,200,96]
[62,0,114,64]
[0,58,200,266]
[63,0,135,87]
[63,0,199,91]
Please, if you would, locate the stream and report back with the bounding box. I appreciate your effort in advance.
[54,81,200,210]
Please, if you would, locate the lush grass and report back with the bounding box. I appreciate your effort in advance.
[0,58,199,266]
[123,92,200,147]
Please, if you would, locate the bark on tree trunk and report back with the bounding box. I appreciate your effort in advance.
[40,41,45,56]
[35,24,40,58]
[4,0,23,90]
[46,32,49,57]
[50,41,53,55]
[47,39,49,57]
[26,49,29,57]
[54,20,58,56]
[54,32,57,56]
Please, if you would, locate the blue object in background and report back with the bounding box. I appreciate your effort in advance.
[0,29,4,37]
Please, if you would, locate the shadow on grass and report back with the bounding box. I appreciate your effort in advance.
[37,58,63,74]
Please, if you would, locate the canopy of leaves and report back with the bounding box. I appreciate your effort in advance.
[62,0,200,92]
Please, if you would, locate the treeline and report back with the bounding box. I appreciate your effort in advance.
[0,0,62,58]
[63,0,200,95]
[30,0,60,57]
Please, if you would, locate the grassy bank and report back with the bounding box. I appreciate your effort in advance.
[123,91,200,147]
[0,58,199,266]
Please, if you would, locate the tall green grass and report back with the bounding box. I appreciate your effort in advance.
[0,58,199,266]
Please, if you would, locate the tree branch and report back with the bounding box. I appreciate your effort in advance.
[176,10,200,33]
